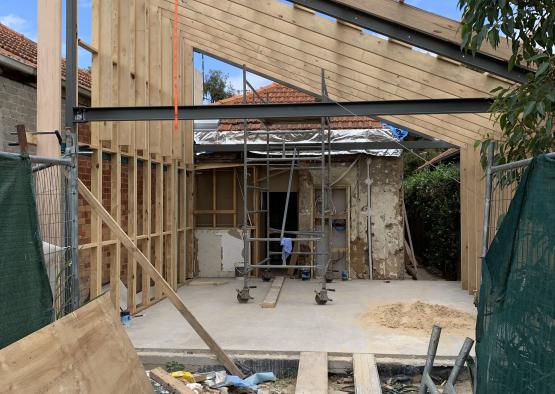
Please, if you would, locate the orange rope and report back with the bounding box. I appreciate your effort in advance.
[172,0,179,132]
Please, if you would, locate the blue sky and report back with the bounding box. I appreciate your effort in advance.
[0,0,462,92]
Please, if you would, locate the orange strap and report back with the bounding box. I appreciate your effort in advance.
[172,0,179,132]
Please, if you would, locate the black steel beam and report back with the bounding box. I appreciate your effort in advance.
[195,140,455,153]
[290,0,528,83]
[74,98,492,123]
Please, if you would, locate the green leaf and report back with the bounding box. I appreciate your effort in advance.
[535,62,550,77]
[524,101,536,118]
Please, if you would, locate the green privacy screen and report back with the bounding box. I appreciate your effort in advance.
[0,154,53,349]
[476,155,555,393]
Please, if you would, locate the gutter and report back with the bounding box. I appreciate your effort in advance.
[0,53,91,99]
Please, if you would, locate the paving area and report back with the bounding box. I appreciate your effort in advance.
[127,279,476,357]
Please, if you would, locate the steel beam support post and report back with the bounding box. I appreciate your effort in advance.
[65,0,80,311]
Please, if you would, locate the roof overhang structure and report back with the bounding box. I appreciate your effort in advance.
[81,0,523,293]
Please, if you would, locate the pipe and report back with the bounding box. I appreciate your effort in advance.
[330,158,359,187]
[444,337,475,394]
[419,325,442,394]
[366,158,373,280]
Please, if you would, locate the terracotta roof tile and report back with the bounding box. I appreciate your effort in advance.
[0,23,91,90]
[216,82,382,131]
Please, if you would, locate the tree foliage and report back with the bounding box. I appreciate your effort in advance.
[404,164,461,280]
[203,69,235,103]
[459,0,555,164]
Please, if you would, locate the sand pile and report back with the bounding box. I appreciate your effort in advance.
[361,301,476,334]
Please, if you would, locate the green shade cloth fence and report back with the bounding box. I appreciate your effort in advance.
[0,154,53,348]
[477,154,555,393]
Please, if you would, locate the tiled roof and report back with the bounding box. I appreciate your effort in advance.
[0,23,91,90]
[217,82,382,131]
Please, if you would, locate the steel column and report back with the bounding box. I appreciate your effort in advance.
[65,0,80,311]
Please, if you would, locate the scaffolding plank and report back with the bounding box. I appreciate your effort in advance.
[261,276,285,308]
[295,352,328,394]
[353,353,382,394]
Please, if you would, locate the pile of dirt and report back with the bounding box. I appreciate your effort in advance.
[360,301,476,334]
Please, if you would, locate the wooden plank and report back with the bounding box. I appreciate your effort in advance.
[353,353,382,394]
[78,179,245,378]
[135,0,148,151]
[261,276,285,308]
[171,17,487,144]
[295,352,328,394]
[165,0,503,134]
[171,162,179,289]
[148,3,162,154]
[150,367,194,394]
[0,293,152,393]
[110,152,122,312]
[36,0,61,157]
[333,0,513,62]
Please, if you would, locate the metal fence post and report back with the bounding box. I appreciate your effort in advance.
[481,142,495,261]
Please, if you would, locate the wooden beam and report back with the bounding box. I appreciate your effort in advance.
[295,352,328,393]
[261,276,285,308]
[78,179,244,378]
[353,353,382,394]
[150,368,195,394]
[37,0,61,157]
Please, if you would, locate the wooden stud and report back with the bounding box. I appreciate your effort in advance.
[110,152,122,312]
[141,158,153,306]
[154,163,164,300]
[37,0,61,158]
[90,149,103,298]
[127,156,138,314]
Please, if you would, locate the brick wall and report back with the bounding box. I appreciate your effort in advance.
[0,75,37,152]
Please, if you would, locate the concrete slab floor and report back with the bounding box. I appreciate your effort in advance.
[126,279,476,357]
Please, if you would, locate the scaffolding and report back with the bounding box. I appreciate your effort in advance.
[236,67,334,304]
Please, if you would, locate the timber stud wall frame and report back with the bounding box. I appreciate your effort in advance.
[71,0,522,299]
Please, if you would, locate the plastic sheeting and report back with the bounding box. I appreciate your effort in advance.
[195,128,403,157]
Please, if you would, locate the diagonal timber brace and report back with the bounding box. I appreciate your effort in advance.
[77,179,244,378]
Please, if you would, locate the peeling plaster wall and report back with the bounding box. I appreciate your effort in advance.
[303,155,404,279]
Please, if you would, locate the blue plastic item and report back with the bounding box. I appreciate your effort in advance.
[244,372,277,386]
[280,237,293,260]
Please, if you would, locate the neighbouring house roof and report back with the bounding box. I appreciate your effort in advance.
[416,148,460,171]
[0,23,91,91]
[216,82,382,131]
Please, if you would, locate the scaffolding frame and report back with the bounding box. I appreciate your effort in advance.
[236,66,334,304]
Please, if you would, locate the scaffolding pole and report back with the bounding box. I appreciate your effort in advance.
[236,66,331,304]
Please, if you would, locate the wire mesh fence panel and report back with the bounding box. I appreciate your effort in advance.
[477,154,555,394]
[32,164,76,319]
